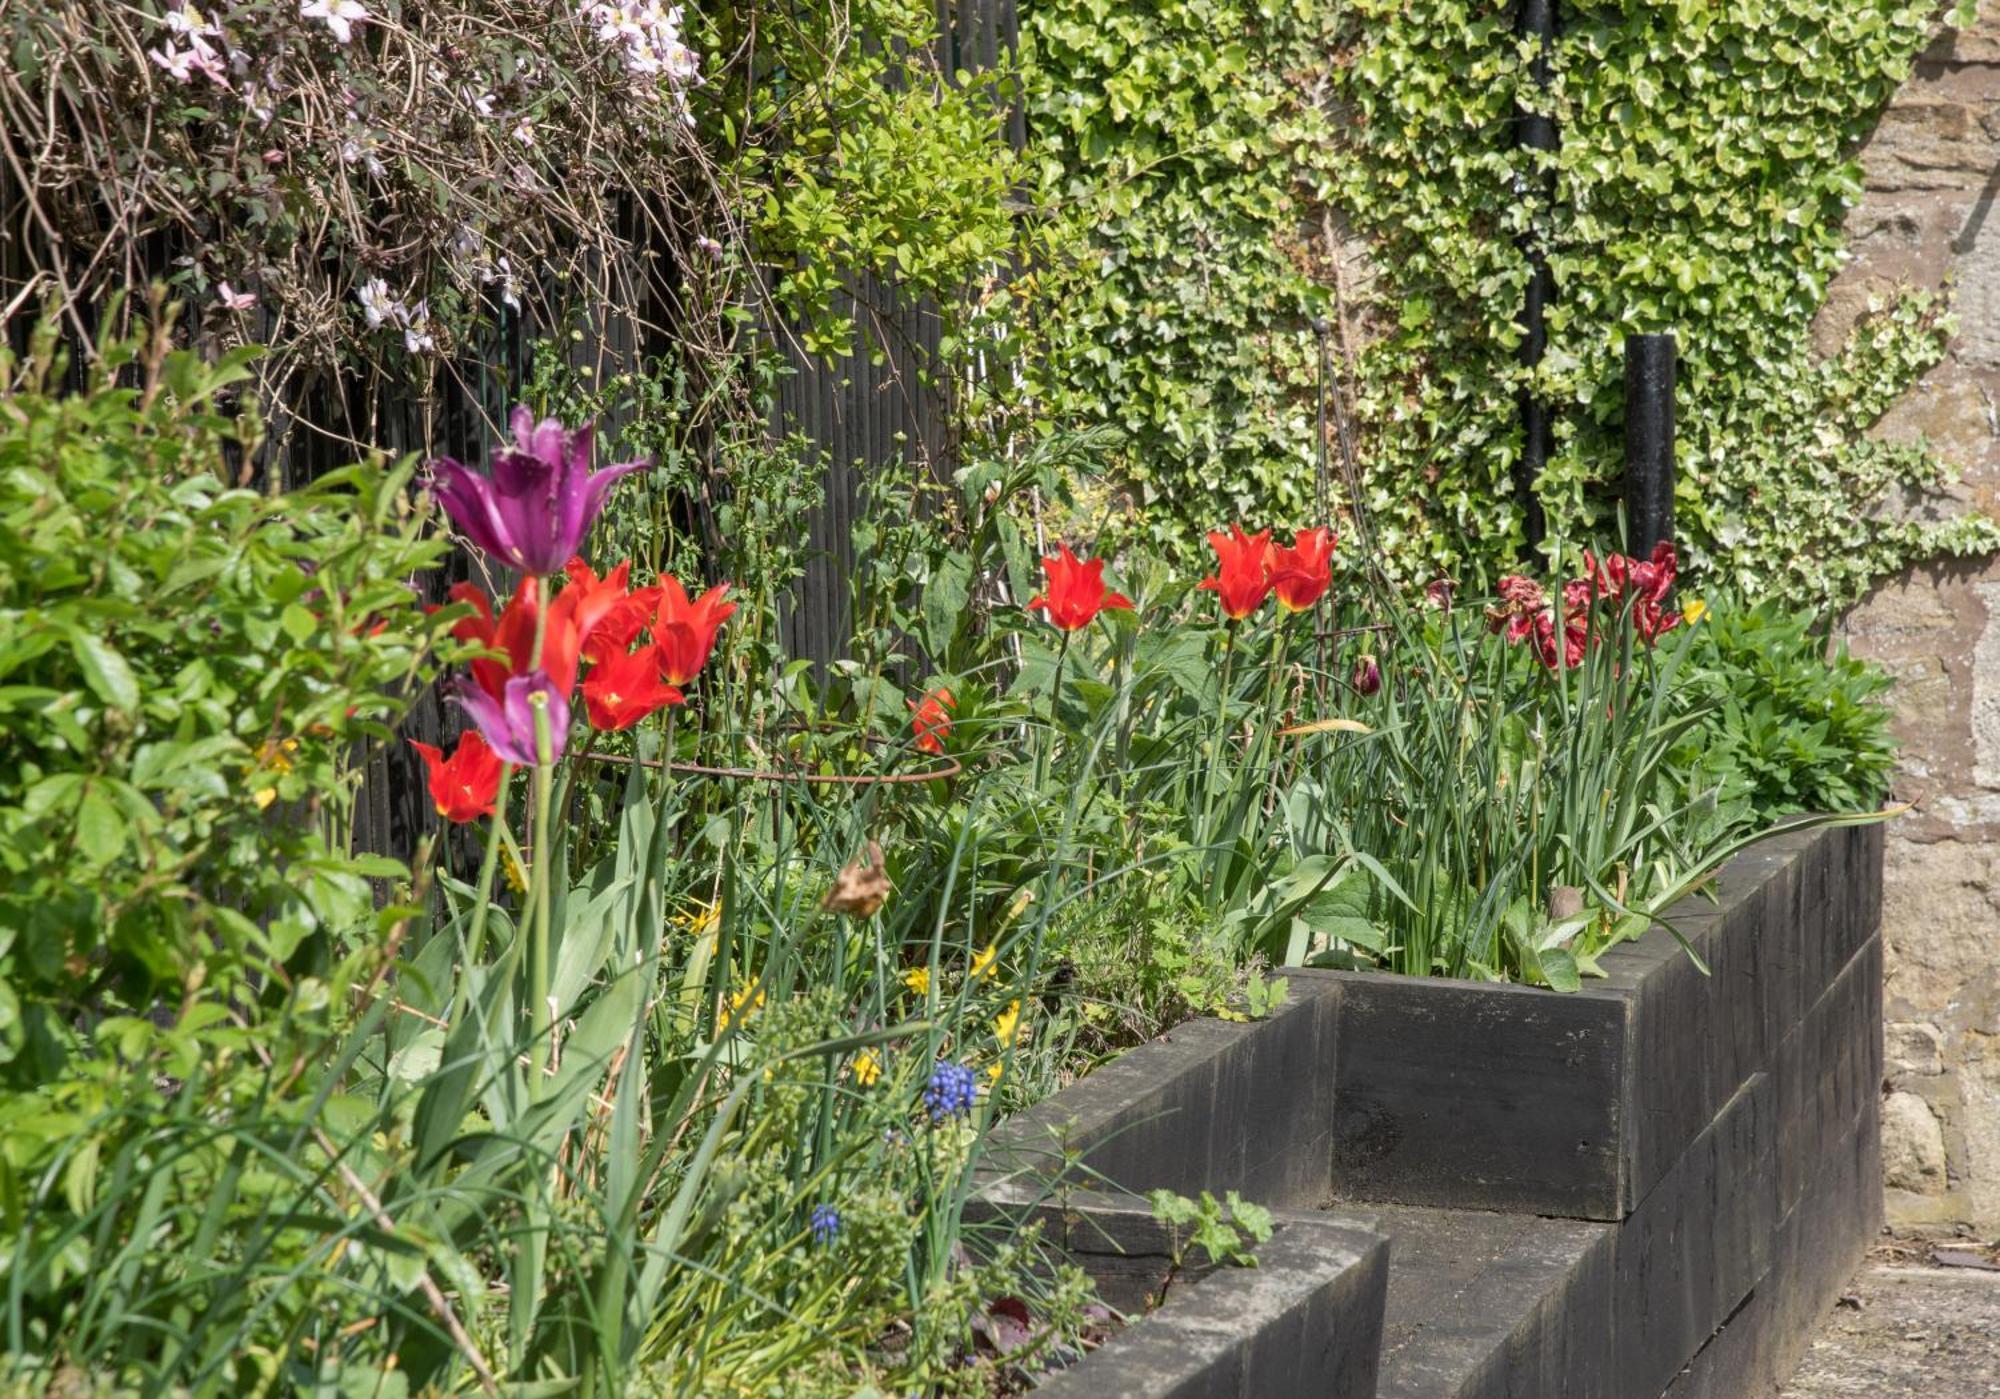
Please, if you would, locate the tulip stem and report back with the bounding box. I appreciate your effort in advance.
[464,766,514,967]
[528,700,555,1101]
[1252,621,1289,813]
[1035,630,1071,794]
[528,573,550,673]
[1200,624,1236,860]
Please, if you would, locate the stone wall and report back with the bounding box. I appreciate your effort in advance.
[1827,6,2000,1229]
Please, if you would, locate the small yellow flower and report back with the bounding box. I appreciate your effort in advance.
[969,944,999,980]
[992,999,1022,1046]
[252,786,278,811]
[1682,598,1708,625]
[254,737,299,774]
[987,1062,1004,1084]
[717,982,765,1033]
[677,899,721,941]
[500,845,528,895]
[852,1048,883,1087]
[902,966,931,997]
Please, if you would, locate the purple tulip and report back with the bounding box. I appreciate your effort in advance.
[428,406,650,575]
[452,669,570,766]
[1351,654,1382,697]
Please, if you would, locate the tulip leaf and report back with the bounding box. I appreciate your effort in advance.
[69,632,140,712]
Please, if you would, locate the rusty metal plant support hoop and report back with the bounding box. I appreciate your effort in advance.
[583,748,963,787]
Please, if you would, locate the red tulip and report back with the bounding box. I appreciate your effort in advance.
[410,731,505,823]
[908,687,955,755]
[1486,575,1548,646]
[1027,543,1133,631]
[582,644,685,730]
[653,577,736,687]
[442,582,513,700]
[1268,527,1335,613]
[569,556,662,665]
[446,562,640,701]
[1197,524,1273,620]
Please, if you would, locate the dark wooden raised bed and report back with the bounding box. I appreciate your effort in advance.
[984,822,1885,1398]
[970,1183,1387,1399]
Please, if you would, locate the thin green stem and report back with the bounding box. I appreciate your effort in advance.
[462,769,514,967]
[528,702,555,1100]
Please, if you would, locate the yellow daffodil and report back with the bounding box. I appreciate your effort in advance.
[993,999,1022,1046]
[902,966,931,997]
[1682,598,1708,625]
[969,944,999,980]
[678,899,721,941]
[717,982,765,1033]
[852,1048,883,1087]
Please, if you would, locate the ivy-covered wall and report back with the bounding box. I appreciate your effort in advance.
[1019,0,2000,604]
[1016,0,1343,555]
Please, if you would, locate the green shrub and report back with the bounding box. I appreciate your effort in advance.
[1676,598,1897,817]
[0,306,449,1083]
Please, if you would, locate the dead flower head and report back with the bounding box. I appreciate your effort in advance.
[822,841,890,918]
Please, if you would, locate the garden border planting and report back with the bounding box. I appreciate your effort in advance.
[984,822,1885,1397]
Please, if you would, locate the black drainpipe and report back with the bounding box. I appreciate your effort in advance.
[1516,0,1558,550]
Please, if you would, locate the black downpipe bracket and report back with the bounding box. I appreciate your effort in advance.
[1623,332,1677,560]
[1516,0,1558,549]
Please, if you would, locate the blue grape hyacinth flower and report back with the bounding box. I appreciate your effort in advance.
[810,1203,840,1244]
[924,1061,979,1122]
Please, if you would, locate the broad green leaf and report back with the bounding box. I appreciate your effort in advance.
[69,632,140,711]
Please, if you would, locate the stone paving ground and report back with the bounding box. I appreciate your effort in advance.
[1781,1236,2000,1397]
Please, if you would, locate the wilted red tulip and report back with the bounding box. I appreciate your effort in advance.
[653,577,736,686]
[1268,527,1335,613]
[1486,575,1548,646]
[1351,654,1381,696]
[1197,524,1273,621]
[1027,543,1133,631]
[582,644,684,730]
[1490,574,1590,670]
[410,731,505,823]
[1534,609,1591,669]
[908,687,955,755]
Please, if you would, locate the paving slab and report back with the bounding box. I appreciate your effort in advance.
[1781,1250,2000,1398]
